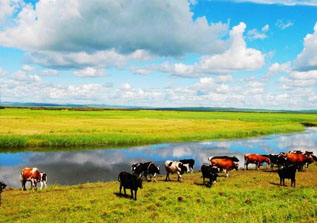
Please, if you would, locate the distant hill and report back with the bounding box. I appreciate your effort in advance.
[1,101,317,113]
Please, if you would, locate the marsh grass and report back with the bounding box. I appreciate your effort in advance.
[1,108,317,150]
[1,164,316,223]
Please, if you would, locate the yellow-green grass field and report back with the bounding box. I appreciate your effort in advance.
[1,164,316,223]
[1,108,317,151]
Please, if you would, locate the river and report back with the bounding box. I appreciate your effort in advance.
[1,128,316,187]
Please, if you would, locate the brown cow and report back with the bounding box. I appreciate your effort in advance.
[282,153,314,171]
[208,157,239,177]
[20,167,47,191]
[244,154,271,170]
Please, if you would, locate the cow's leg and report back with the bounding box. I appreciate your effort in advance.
[134,190,137,200]
[279,177,282,186]
[119,185,122,195]
[21,180,26,191]
[203,176,205,185]
[153,173,156,182]
[165,172,169,181]
[130,189,133,199]
[225,169,229,178]
[124,188,126,195]
[40,181,43,190]
[144,173,149,182]
[177,171,182,182]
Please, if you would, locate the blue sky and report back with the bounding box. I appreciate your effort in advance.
[0,0,317,109]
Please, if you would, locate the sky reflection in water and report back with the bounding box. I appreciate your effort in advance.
[1,128,316,187]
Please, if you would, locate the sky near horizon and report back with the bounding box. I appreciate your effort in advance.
[0,0,317,109]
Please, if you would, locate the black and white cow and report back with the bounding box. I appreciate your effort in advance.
[131,162,160,182]
[278,164,297,187]
[118,172,143,200]
[0,181,7,206]
[201,164,218,188]
[179,159,195,173]
[165,160,188,182]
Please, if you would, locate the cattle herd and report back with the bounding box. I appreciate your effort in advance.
[0,150,316,202]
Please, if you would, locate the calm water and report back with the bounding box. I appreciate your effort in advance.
[1,128,317,188]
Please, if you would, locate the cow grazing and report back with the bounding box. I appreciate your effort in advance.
[278,164,297,187]
[201,164,218,187]
[118,172,142,200]
[244,154,271,170]
[131,162,160,182]
[0,181,7,206]
[20,168,47,191]
[165,160,188,181]
[208,156,239,177]
[179,159,195,173]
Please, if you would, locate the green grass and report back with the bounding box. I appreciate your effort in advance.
[1,108,317,151]
[1,164,317,223]
[0,108,317,151]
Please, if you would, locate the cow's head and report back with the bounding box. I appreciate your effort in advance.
[40,172,47,183]
[0,181,7,192]
[131,163,138,172]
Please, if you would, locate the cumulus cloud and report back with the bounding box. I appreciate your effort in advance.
[294,23,317,71]
[131,23,265,77]
[73,67,107,78]
[0,0,228,60]
[276,19,294,29]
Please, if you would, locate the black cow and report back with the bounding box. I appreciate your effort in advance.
[0,181,7,206]
[268,154,281,170]
[278,164,297,187]
[118,172,142,200]
[201,164,218,188]
[179,159,195,173]
[131,162,160,182]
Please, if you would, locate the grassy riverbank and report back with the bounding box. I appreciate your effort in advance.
[1,108,317,151]
[1,164,316,223]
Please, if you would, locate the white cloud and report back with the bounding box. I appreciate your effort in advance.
[28,49,155,70]
[73,67,106,78]
[0,67,8,77]
[262,24,269,32]
[276,19,294,29]
[0,0,22,22]
[266,62,291,78]
[131,23,265,77]
[22,64,35,72]
[198,22,265,73]
[0,0,228,59]
[41,69,58,76]
[247,24,269,40]
[294,23,317,71]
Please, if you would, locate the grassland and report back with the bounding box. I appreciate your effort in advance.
[1,164,316,223]
[1,108,317,151]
